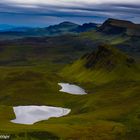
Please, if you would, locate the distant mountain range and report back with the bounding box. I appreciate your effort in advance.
[0,22,98,37]
[0,24,16,31]
[0,24,33,32]
[0,18,139,41]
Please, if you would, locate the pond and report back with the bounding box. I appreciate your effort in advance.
[11,106,71,125]
[58,83,87,95]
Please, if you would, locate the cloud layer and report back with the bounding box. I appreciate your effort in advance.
[0,0,140,26]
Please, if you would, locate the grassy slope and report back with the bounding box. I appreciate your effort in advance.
[61,45,140,85]
[0,66,140,140]
[80,30,130,45]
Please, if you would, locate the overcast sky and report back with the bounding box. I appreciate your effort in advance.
[0,0,140,27]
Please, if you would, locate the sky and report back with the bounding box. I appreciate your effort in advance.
[0,0,140,27]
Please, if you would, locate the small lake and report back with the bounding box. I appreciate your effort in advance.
[11,106,71,125]
[58,83,87,95]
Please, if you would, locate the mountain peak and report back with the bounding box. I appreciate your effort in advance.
[105,18,133,25]
[57,21,79,27]
[83,45,135,70]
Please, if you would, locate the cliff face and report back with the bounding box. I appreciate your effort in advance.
[98,18,140,36]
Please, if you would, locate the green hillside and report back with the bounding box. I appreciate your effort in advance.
[61,45,140,85]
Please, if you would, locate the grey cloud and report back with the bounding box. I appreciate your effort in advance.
[0,2,139,26]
